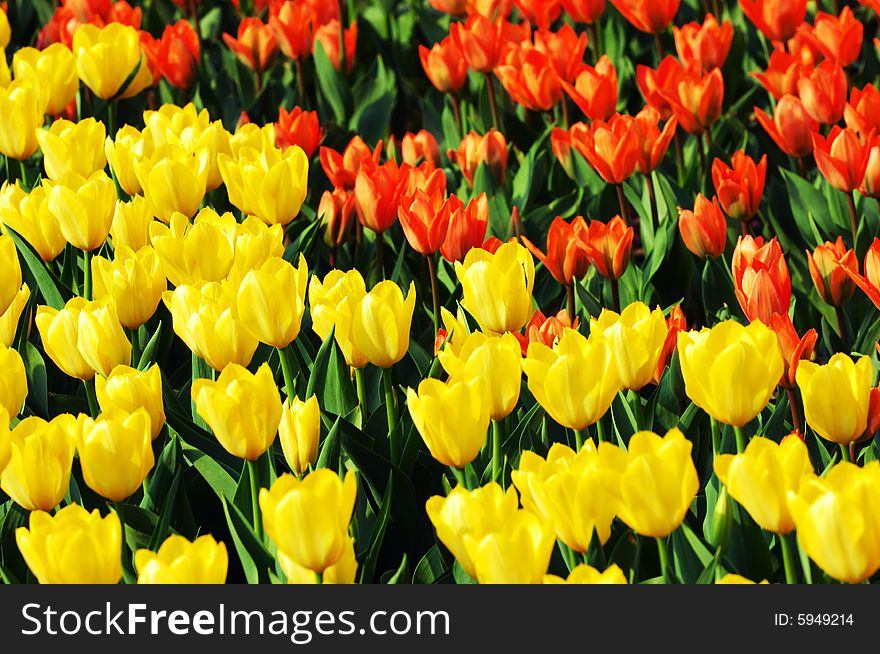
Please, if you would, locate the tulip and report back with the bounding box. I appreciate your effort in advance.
[36,118,107,181]
[73,23,153,100]
[419,36,468,95]
[803,7,863,67]
[275,107,323,158]
[450,14,503,73]
[712,150,767,222]
[104,125,148,196]
[313,20,357,74]
[317,189,356,254]
[654,305,686,383]
[521,216,590,287]
[280,536,357,584]
[714,434,812,535]
[754,95,818,159]
[677,319,783,428]
[522,328,621,431]
[673,14,733,72]
[150,211,236,287]
[95,364,165,440]
[0,233,22,319]
[222,17,278,74]
[11,44,78,116]
[545,563,628,584]
[0,79,43,161]
[590,302,668,391]
[232,216,285,272]
[45,171,116,252]
[562,56,617,122]
[787,462,880,583]
[610,0,680,33]
[34,299,92,381]
[739,0,806,41]
[807,237,858,308]
[279,395,320,477]
[155,20,199,90]
[0,183,66,262]
[400,130,440,167]
[163,282,259,371]
[768,313,817,398]
[0,343,25,423]
[844,83,880,141]
[0,284,29,349]
[308,268,368,343]
[678,194,727,259]
[636,56,686,120]
[560,0,606,23]
[582,215,634,281]
[77,300,133,377]
[92,245,166,329]
[320,136,381,192]
[812,126,871,194]
[136,534,228,584]
[134,145,209,222]
[716,573,768,584]
[192,363,281,461]
[570,116,640,185]
[513,442,626,551]
[1,415,77,511]
[515,0,562,28]
[236,255,308,348]
[669,67,724,136]
[260,469,357,573]
[448,130,507,187]
[455,241,535,334]
[751,48,810,102]
[16,504,121,584]
[616,428,699,538]
[632,106,677,175]
[731,235,790,324]
[495,47,562,112]
[440,193,489,263]
[533,24,589,85]
[514,310,579,355]
[797,60,847,125]
[269,1,315,61]
[397,189,452,255]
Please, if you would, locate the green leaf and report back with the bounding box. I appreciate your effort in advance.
[221,496,274,584]
[22,342,48,419]
[314,41,350,126]
[358,475,393,584]
[6,228,66,309]
[412,544,451,584]
[305,328,358,418]
[136,321,163,371]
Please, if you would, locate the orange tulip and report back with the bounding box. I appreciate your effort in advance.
[560,0,606,24]
[654,305,686,383]
[807,237,858,308]
[450,14,503,73]
[419,36,469,95]
[862,137,880,199]
[533,24,589,84]
[448,130,507,186]
[401,131,440,167]
[399,162,447,198]
[222,17,278,74]
[769,313,817,390]
[397,189,451,255]
[313,20,357,74]
[353,159,404,234]
[844,84,880,141]
[495,47,562,111]
[562,56,618,122]
[269,0,315,61]
[711,150,767,221]
[751,48,808,100]
[673,14,733,72]
[550,127,575,178]
[569,115,640,185]
[513,309,579,355]
[636,56,686,120]
[631,106,677,174]
[429,0,468,14]
[797,60,847,125]
[812,126,871,194]
[514,0,562,29]
[440,193,489,263]
[801,7,863,67]
[521,216,591,286]
[849,239,880,308]
[732,235,791,324]
[739,0,806,41]
[318,188,356,250]
[583,216,634,280]
[754,95,818,159]
[275,107,323,158]
[320,136,381,191]
[668,65,724,136]
[610,0,680,34]
[157,20,199,89]
[678,194,727,259]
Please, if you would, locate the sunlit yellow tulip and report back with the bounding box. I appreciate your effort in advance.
[16,504,122,584]
[232,216,285,271]
[12,44,78,116]
[463,508,555,584]
[677,319,783,427]
[0,78,43,160]
[796,353,873,445]
[438,306,472,355]
[544,563,628,584]
[455,242,535,333]
[192,363,281,460]
[260,469,357,573]
[92,245,165,329]
[279,395,320,476]
[0,182,66,261]
[104,125,148,196]
[73,23,152,100]
[45,171,116,251]
[1,414,77,511]
[308,268,367,342]
[0,9,9,48]
[590,301,668,390]
[0,408,10,474]
[237,255,308,348]
[35,298,94,380]
[0,283,29,348]
[36,118,107,180]
[0,344,26,419]
[136,534,229,584]
[134,145,210,222]
[95,364,165,440]
[150,210,236,287]
[716,573,768,584]
[279,537,358,584]
[76,300,132,377]
[0,232,21,316]
[229,123,276,157]
[109,196,152,252]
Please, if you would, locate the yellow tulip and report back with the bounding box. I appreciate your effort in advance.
[407,377,490,469]
[714,434,812,535]
[0,231,21,316]
[35,298,94,380]
[163,281,258,371]
[104,125,148,196]
[134,145,210,221]
[521,328,621,431]
[76,299,132,377]
[76,408,154,502]
[438,306,472,356]
[229,123,276,158]
[0,408,10,474]
[463,508,555,584]
[438,331,521,420]
[787,461,880,583]
[92,245,166,329]
[512,441,626,551]
[590,301,668,390]
[544,563,628,584]
[35,117,107,180]
[308,268,367,342]
[219,144,309,226]
[95,364,165,440]
[260,469,357,573]
[279,536,357,584]
[0,78,43,160]
[237,255,308,348]
[716,573,768,584]
[110,196,152,252]
[45,171,116,251]
[150,211,236,287]
[0,344,26,419]
[0,48,8,87]
[16,504,122,584]
[73,23,152,100]
[135,534,228,584]
[796,353,873,446]
[279,395,320,476]
[0,182,66,261]
[232,216,285,271]
[1,414,77,511]
[0,8,8,48]
[0,282,29,348]
[454,241,535,333]
[677,319,783,427]
[192,363,281,460]
[12,44,78,116]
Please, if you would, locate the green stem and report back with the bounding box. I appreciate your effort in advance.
[733,425,747,454]
[112,501,135,582]
[278,345,296,400]
[847,191,859,249]
[450,466,467,489]
[315,571,324,584]
[840,443,852,463]
[574,428,584,451]
[84,378,99,417]
[107,100,117,141]
[130,328,141,368]
[798,537,814,584]
[710,417,721,457]
[595,417,606,443]
[780,533,797,584]
[18,160,27,190]
[383,367,399,464]
[609,278,620,312]
[646,173,659,226]
[82,249,92,301]
[247,459,263,541]
[566,283,576,323]
[629,390,645,431]
[485,73,500,132]
[355,367,367,427]
[656,536,671,584]
[426,254,441,338]
[492,419,503,485]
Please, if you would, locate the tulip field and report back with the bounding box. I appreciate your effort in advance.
[2,0,880,587]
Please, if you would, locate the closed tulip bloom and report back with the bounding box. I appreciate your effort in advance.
[712,150,767,222]
[631,106,677,174]
[844,83,880,140]
[192,363,281,460]
[74,300,131,377]
[636,56,687,120]
[351,158,404,234]
[739,0,806,41]
[677,320,783,427]
[95,364,165,440]
[495,48,562,112]
[616,429,699,538]
[732,235,791,324]
[714,434,812,535]
[35,299,93,380]
[104,125,148,196]
[796,354,872,446]
[441,193,488,263]
[0,233,22,318]
[673,14,733,72]
[279,536,357,584]
[669,67,724,135]
[716,573,768,584]
[561,0,606,23]
[448,130,507,187]
[570,116,640,185]
[522,328,621,431]
[807,237,858,307]
[313,20,357,74]
[150,211,236,287]
[36,118,106,181]
[562,56,617,122]
[157,20,199,89]
[318,189,356,249]
[321,137,382,191]
[279,395,320,476]
[678,194,727,259]
[419,36,468,95]
[797,60,847,125]
[398,189,452,255]
[1,415,77,511]
[308,269,367,341]
[407,377,490,468]
[45,171,116,252]
[582,215,634,280]
[590,302,668,391]
[401,130,440,167]
[754,95,818,159]
[464,508,555,584]
[610,0,679,33]
[260,469,357,573]
[136,534,228,584]
[0,79,43,160]
[92,245,166,329]
[269,1,315,61]
[236,255,308,348]
[812,126,871,193]
[275,107,323,158]
[12,44,78,116]
[533,23,590,84]
[135,146,209,222]
[223,17,278,73]
[769,313,817,390]
[0,283,30,349]
[803,7,863,67]
[0,183,66,262]
[16,505,121,584]
[515,0,562,28]
[455,241,535,334]
[163,282,259,371]
[450,14,502,73]
[0,345,26,419]
[514,309,578,355]
[545,563,627,584]
[76,408,154,502]
[73,23,153,100]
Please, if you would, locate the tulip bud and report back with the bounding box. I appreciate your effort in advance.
[0,79,43,161]
[678,194,727,259]
[401,130,440,166]
[275,107,323,158]
[0,344,26,420]
[495,47,562,112]
[732,235,791,324]
[590,301,668,390]
[308,269,367,343]
[35,299,93,380]
[352,158,404,234]
[45,171,116,252]
[711,150,767,222]
[104,125,148,196]
[610,0,680,33]
[582,215,634,280]
[707,486,733,551]
[157,20,199,89]
[740,0,806,41]
[136,534,228,584]
[73,23,153,100]
[797,353,872,446]
[464,508,555,584]
[0,283,30,349]
[279,536,358,584]
[544,563,628,584]
[562,56,618,122]
[36,118,107,180]
[440,193,488,263]
[632,106,678,174]
[92,245,166,329]
[314,20,357,74]
[450,14,502,73]
[813,126,871,193]
[0,232,22,318]
[768,313,817,390]
[673,14,734,72]
[844,83,880,141]
[807,237,858,307]
[236,255,308,348]
[279,395,320,476]
[521,216,591,286]
[0,183,66,262]
[448,129,507,186]
[798,60,847,125]
[269,1,315,61]
[12,44,78,117]
[222,16,278,74]
[318,189,356,249]
[95,364,166,440]
[135,145,209,222]
[570,116,640,184]
[755,95,818,159]
[419,36,468,95]
[150,210,236,287]
[319,135,381,192]
[805,7,863,68]
[76,300,133,378]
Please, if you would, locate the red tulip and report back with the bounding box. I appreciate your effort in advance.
[560,0,606,24]
[450,14,504,73]
[673,14,734,72]
[636,56,687,120]
[441,193,489,263]
[739,0,806,41]
[521,216,591,286]
[800,7,863,67]
[797,60,847,125]
[514,0,562,30]
[314,20,357,73]
[678,194,727,259]
[582,215,634,280]
[157,20,199,90]
[667,65,724,135]
[139,31,162,86]
[550,127,575,178]
[430,0,469,14]
[399,162,447,198]
[401,130,441,167]
[318,189,356,249]
[631,105,677,174]
[514,310,579,355]
[807,236,858,307]
[269,0,315,61]
[711,150,767,221]
[222,17,278,74]
[569,115,640,185]
[844,84,880,141]
[354,159,405,234]
[812,126,871,193]
[562,55,618,122]
[862,137,880,198]
[495,47,562,111]
[769,313,817,389]
[732,235,791,324]
[419,37,468,95]
[320,136,382,191]
[754,95,818,159]
[398,189,452,255]
[848,238,880,308]
[750,47,809,100]
[533,24,589,84]
[653,305,686,383]
[610,0,680,34]
[448,130,508,186]
[275,106,323,158]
